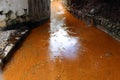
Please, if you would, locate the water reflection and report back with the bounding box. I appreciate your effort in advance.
[49,18,80,61]
[56,5,64,15]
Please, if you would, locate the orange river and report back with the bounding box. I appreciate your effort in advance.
[1,1,120,80]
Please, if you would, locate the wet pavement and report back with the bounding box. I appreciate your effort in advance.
[2,1,120,80]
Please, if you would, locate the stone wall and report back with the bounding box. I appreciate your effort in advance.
[0,0,29,28]
[0,0,50,29]
[62,0,120,41]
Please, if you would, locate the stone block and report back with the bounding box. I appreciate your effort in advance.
[0,21,7,28]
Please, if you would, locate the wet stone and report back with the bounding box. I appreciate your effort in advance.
[0,59,3,67]
[0,29,29,66]
[0,49,4,58]
[118,31,120,36]
[0,31,14,48]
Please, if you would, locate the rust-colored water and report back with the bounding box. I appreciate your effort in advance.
[2,1,120,80]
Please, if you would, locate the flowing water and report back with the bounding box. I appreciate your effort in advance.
[2,1,120,80]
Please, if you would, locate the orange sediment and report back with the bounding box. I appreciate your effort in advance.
[3,1,120,80]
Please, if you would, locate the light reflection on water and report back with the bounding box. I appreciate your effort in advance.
[56,5,64,15]
[56,10,64,15]
[49,18,80,61]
